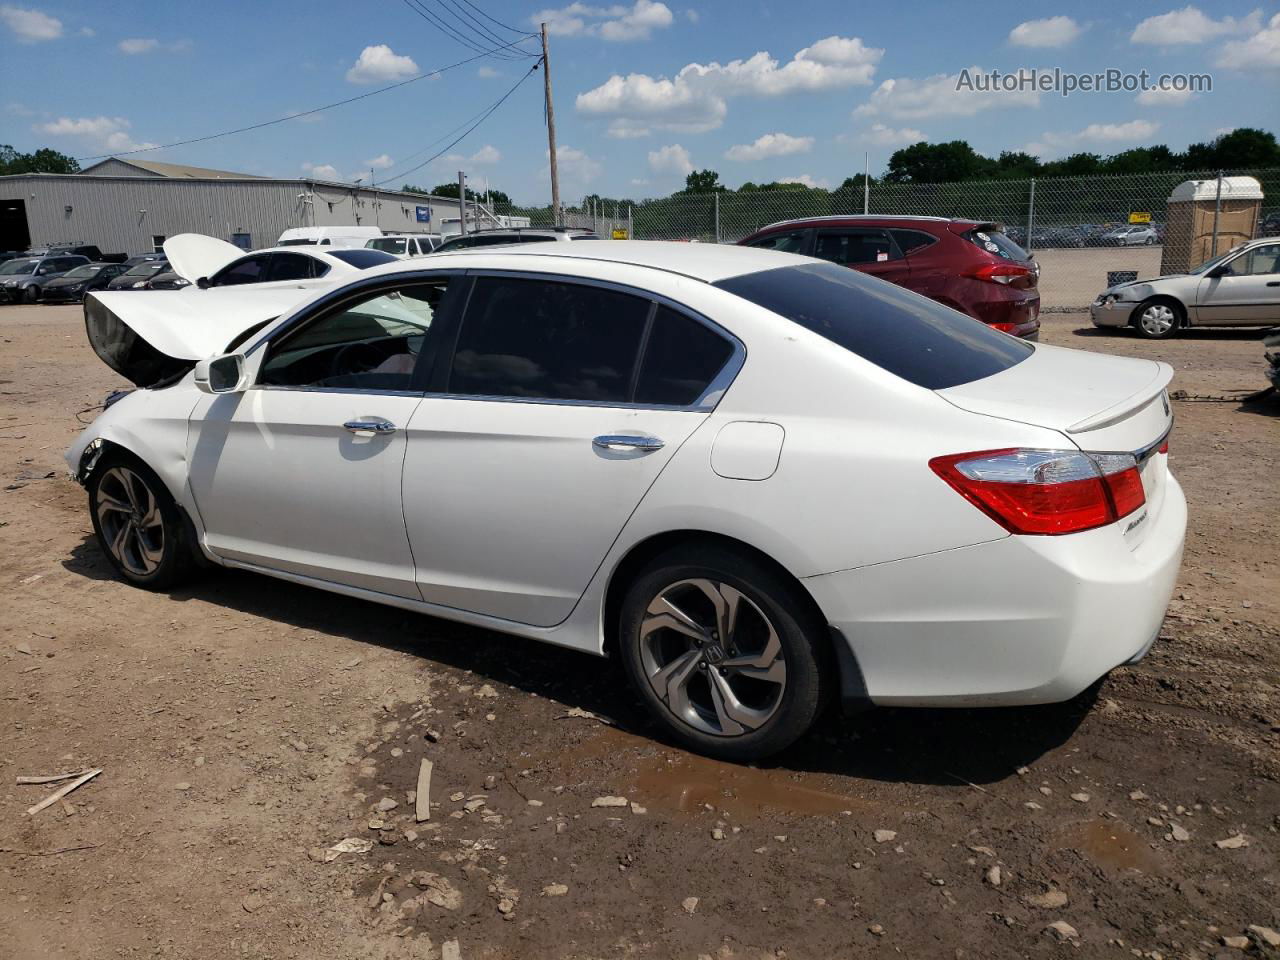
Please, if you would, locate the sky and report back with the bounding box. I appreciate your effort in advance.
[1,1,1277,204]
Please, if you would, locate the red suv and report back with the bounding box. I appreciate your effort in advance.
[738,216,1040,339]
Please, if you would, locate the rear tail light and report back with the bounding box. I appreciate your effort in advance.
[963,262,1034,286]
[989,321,1019,334]
[930,448,1146,535]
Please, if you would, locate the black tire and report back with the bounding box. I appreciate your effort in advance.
[618,544,831,761]
[22,286,39,304]
[1132,297,1184,340]
[88,452,195,590]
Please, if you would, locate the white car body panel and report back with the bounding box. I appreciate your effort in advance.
[163,234,247,284]
[66,241,1188,710]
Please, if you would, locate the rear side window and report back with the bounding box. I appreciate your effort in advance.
[268,253,324,282]
[714,262,1031,390]
[449,277,650,403]
[965,228,1028,262]
[889,229,937,254]
[635,307,734,406]
[746,230,808,253]
[814,229,897,265]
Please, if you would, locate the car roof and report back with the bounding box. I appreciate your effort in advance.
[752,214,985,232]
[370,240,810,283]
[243,246,367,266]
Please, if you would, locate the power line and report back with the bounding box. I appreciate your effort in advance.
[454,0,529,38]
[72,39,535,162]
[400,0,533,60]
[437,0,519,51]
[374,62,539,187]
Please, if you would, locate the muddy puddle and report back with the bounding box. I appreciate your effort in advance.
[1055,819,1164,873]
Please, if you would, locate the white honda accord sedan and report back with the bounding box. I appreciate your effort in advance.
[68,242,1186,760]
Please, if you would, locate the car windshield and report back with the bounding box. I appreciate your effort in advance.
[63,265,101,279]
[1189,247,1245,274]
[123,262,166,276]
[715,262,1032,390]
[367,238,409,255]
[0,258,37,275]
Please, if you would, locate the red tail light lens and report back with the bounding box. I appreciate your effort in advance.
[930,448,1146,536]
[989,321,1019,333]
[963,262,1034,286]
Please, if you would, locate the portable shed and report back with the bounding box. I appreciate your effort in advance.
[1160,176,1263,274]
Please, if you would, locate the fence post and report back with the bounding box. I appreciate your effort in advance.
[1211,170,1223,257]
[863,151,870,214]
[714,192,721,243]
[1026,178,1036,252]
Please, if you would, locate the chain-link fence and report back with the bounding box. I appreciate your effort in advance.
[494,167,1280,310]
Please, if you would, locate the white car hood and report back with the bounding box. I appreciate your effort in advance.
[163,233,246,283]
[84,287,314,387]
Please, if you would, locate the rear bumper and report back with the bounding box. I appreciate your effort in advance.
[806,473,1186,707]
[970,293,1040,339]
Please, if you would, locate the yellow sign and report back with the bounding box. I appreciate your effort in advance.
[612,228,629,239]
[1128,212,1152,224]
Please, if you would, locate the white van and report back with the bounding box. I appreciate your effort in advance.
[276,226,383,249]
[365,234,443,258]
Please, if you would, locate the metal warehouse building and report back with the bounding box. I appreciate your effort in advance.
[0,157,465,256]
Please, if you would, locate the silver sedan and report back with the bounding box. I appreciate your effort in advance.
[1091,238,1280,339]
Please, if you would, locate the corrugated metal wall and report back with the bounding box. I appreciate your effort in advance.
[0,174,464,255]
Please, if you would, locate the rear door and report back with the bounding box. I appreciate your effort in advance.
[812,227,909,286]
[401,273,739,626]
[888,228,940,297]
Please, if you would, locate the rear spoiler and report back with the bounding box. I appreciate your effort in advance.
[1066,362,1174,434]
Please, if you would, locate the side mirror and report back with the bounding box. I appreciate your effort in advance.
[194,353,247,394]
[197,276,211,289]
[1206,266,1229,279]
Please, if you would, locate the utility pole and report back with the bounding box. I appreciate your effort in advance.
[541,22,561,227]
[458,170,467,236]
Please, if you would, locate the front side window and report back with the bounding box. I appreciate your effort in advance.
[211,255,270,286]
[715,262,1032,390]
[747,230,808,254]
[448,277,650,403]
[260,282,448,391]
[1228,243,1280,276]
[814,229,897,266]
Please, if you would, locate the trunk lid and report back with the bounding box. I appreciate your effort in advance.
[163,233,246,283]
[83,288,308,387]
[938,343,1174,549]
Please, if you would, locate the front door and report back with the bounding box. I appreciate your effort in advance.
[187,279,455,598]
[1196,242,1280,324]
[402,274,740,627]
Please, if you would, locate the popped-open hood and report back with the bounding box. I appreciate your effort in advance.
[162,233,246,283]
[83,287,310,387]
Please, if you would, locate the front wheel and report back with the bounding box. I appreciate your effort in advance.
[88,456,194,590]
[22,286,39,304]
[618,545,831,761]
[1132,299,1182,339]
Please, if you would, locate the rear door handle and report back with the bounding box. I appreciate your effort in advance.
[593,434,664,452]
[1267,281,1280,287]
[344,418,397,435]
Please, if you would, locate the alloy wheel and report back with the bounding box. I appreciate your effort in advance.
[96,466,165,577]
[638,578,787,737]
[1139,304,1175,337]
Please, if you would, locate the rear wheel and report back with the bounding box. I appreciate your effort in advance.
[88,455,194,590]
[1132,298,1182,339]
[618,545,830,761]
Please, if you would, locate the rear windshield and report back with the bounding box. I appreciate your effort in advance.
[714,262,1032,390]
[278,238,317,246]
[327,249,398,269]
[965,227,1028,261]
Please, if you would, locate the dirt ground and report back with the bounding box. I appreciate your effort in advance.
[2,303,1278,960]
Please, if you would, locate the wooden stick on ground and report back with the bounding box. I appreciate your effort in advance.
[17,769,92,786]
[415,759,432,823]
[26,768,102,816]
[0,843,100,857]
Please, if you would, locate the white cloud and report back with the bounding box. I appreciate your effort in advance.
[6,102,35,116]
[1008,16,1082,48]
[37,115,156,153]
[1136,82,1194,106]
[1023,119,1160,157]
[725,132,813,162]
[630,177,650,185]
[1215,11,1280,67]
[861,122,926,146]
[1130,6,1261,45]
[302,162,343,181]
[577,34,882,134]
[118,37,158,54]
[433,144,502,169]
[547,145,601,186]
[78,26,93,37]
[0,5,61,42]
[365,154,395,170]
[854,67,1040,119]
[346,44,419,84]
[779,175,830,189]
[648,143,693,175]
[477,65,500,78]
[684,9,698,23]
[534,1,674,41]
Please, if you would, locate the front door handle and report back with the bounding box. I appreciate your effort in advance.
[344,418,397,435]
[593,434,664,452]
[1267,281,1280,287]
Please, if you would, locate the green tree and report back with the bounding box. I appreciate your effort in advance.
[0,144,80,175]
[1182,128,1280,169]
[680,169,727,194]
[406,181,511,205]
[884,140,995,183]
